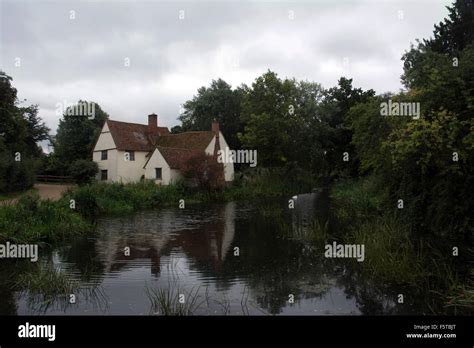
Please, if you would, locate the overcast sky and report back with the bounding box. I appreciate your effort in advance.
[1,0,451,134]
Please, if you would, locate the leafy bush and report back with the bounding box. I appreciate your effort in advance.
[66,184,99,217]
[0,152,35,194]
[181,152,225,192]
[69,159,98,185]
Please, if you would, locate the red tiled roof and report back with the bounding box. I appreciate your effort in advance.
[107,119,170,151]
[105,119,219,171]
[154,131,215,151]
[156,146,202,169]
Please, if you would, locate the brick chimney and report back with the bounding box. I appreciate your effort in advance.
[148,113,158,133]
[212,119,221,156]
[212,119,220,135]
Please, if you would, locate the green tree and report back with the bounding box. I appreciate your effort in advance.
[380,0,474,237]
[383,111,473,237]
[238,71,300,167]
[318,77,375,177]
[179,79,244,149]
[0,71,49,193]
[348,95,393,175]
[402,0,474,119]
[424,0,474,55]
[402,44,474,119]
[52,101,109,174]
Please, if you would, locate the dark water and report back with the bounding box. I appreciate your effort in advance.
[1,192,422,315]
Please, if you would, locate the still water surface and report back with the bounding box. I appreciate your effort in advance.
[2,191,411,315]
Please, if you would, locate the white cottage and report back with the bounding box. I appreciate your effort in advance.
[92,114,234,184]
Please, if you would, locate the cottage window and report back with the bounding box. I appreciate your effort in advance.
[101,150,107,160]
[125,151,135,161]
[101,170,108,181]
[155,168,162,180]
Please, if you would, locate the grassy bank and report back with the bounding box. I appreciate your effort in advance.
[0,188,37,202]
[330,177,473,314]
[60,167,318,217]
[0,168,317,244]
[0,193,92,244]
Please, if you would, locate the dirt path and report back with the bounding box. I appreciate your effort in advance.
[0,184,74,205]
[34,183,74,201]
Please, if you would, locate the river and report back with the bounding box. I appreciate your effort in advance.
[0,191,429,315]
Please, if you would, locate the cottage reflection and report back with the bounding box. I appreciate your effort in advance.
[94,202,236,275]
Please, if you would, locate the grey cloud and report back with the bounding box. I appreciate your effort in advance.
[0,0,451,134]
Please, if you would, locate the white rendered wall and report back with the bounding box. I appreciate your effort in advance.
[144,149,172,185]
[116,150,148,183]
[93,122,118,181]
[205,132,234,182]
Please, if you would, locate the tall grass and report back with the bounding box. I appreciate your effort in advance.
[0,192,92,243]
[145,283,205,316]
[305,219,331,244]
[14,263,79,313]
[345,214,424,285]
[331,176,388,223]
[61,181,187,216]
[226,167,318,201]
[444,280,474,313]
[331,176,473,314]
[13,262,108,314]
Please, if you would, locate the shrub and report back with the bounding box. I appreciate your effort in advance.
[67,184,99,217]
[0,153,35,194]
[69,159,98,185]
[181,153,225,192]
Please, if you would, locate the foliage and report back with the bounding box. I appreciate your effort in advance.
[0,192,92,243]
[63,168,310,220]
[180,152,225,192]
[318,77,376,177]
[0,151,36,193]
[179,78,244,149]
[330,176,389,224]
[51,101,109,175]
[331,178,473,314]
[401,44,474,119]
[341,0,474,239]
[226,166,318,201]
[382,111,473,237]
[69,159,98,185]
[179,71,373,179]
[423,0,474,56]
[0,71,50,193]
[378,0,474,238]
[64,181,188,216]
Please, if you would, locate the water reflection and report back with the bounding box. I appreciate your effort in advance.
[1,195,432,315]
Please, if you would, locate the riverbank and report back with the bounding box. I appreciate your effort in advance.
[0,168,317,244]
[0,193,92,244]
[1,174,471,315]
[329,177,473,314]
